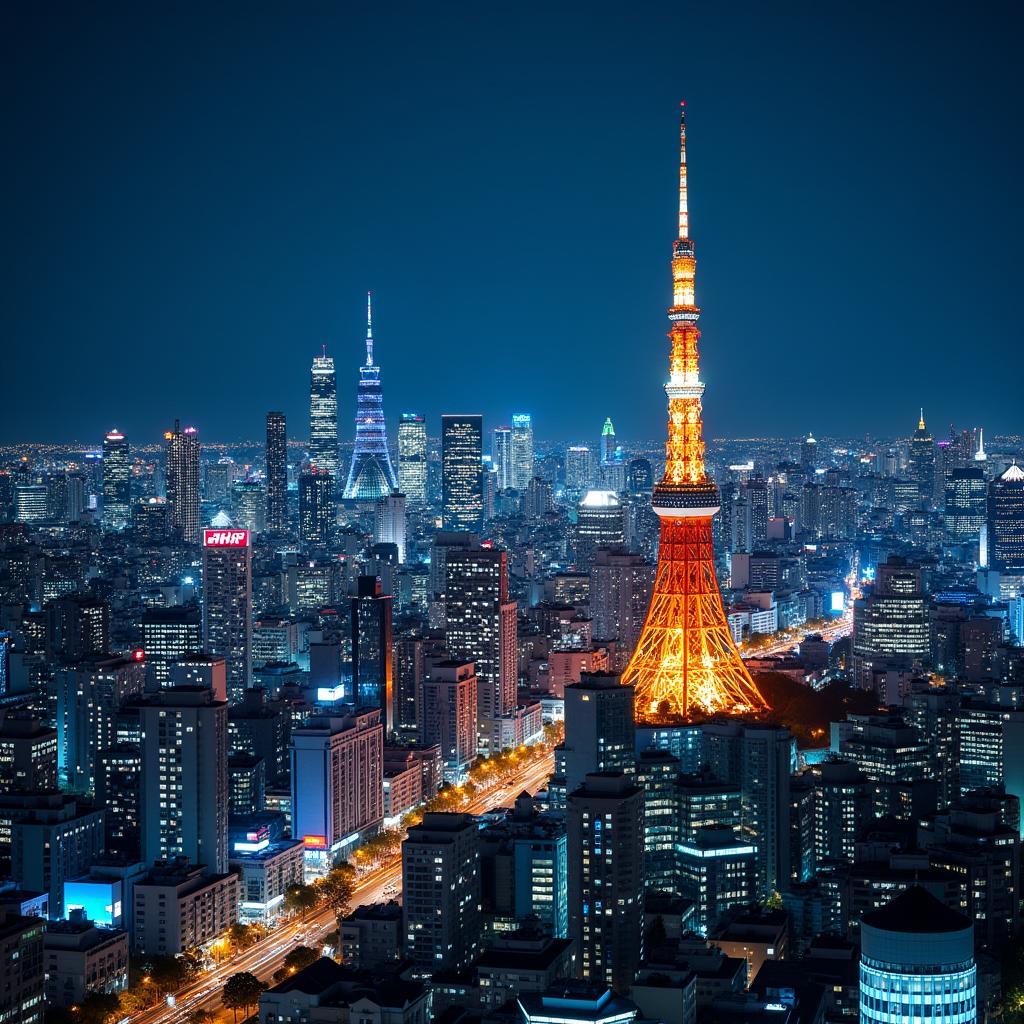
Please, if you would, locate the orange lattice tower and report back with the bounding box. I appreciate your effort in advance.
[622,104,768,723]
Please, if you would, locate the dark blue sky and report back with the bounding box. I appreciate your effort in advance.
[3,3,1021,447]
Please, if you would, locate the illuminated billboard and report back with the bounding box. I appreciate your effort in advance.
[203,529,250,548]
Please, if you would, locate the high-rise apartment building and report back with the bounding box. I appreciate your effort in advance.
[567,772,644,993]
[0,719,58,794]
[442,414,483,532]
[165,421,200,544]
[0,911,45,1024]
[101,430,131,531]
[511,414,534,491]
[309,347,339,479]
[351,576,393,730]
[402,813,481,971]
[141,606,202,688]
[343,294,399,500]
[397,413,427,505]
[265,411,288,533]
[444,546,517,746]
[139,686,229,875]
[299,469,334,546]
[202,528,252,703]
[574,491,626,572]
[374,492,406,563]
[290,709,384,869]
[421,659,478,782]
[57,654,145,793]
[589,549,655,654]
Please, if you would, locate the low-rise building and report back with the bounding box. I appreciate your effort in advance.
[43,915,129,1008]
[339,900,402,969]
[230,838,305,924]
[0,910,45,1024]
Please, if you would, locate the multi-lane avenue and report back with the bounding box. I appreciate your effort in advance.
[128,752,555,1024]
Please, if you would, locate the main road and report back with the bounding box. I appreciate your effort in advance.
[128,753,555,1024]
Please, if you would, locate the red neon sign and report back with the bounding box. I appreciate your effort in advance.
[131,648,145,662]
[303,834,328,849]
[203,529,250,548]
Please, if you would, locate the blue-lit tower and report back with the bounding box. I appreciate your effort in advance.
[343,292,399,500]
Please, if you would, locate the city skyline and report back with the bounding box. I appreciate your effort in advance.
[4,5,1023,445]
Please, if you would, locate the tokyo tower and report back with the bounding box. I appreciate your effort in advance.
[622,105,768,723]
[342,292,400,500]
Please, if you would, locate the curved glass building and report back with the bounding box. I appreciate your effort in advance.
[859,886,976,1024]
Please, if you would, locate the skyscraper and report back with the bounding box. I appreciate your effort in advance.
[351,576,393,731]
[574,490,626,572]
[908,410,936,507]
[165,421,200,544]
[492,426,513,490]
[141,606,202,689]
[445,546,517,747]
[510,414,534,490]
[600,418,616,465]
[265,411,288,533]
[565,446,593,492]
[397,413,427,505]
[202,528,252,703]
[343,293,399,500]
[309,346,339,479]
[621,106,766,722]
[442,414,483,532]
[298,469,334,546]
[800,432,818,472]
[139,685,229,875]
[945,466,987,540]
[988,463,1024,573]
[374,492,407,563]
[422,659,478,783]
[101,429,130,531]
[567,772,644,993]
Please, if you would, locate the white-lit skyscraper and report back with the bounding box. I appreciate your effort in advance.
[566,446,593,493]
[265,411,288,533]
[442,415,483,532]
[375,491,406,563]
[101,429,131,531]
[397,413,427,505]
[510,414,534,491]
[492,426,512,490]
[309,347,339,479]
[165,421,200,544]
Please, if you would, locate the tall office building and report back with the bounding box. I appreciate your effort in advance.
[859,887,975,1024]
[202,528,252,703]
[620,105,767,722]
[442,415,484,531]
[574,491,626,571]
[851,556,929,691]
[14,484,48,523]
[0,719,58,793]
[265,411,288,533]
[165,421,200,544]
[444,546,517,742]
[677,825,757,936]
[945,467,987,540]
[568,772,644,993]
[139,685,229,875]
[375,492,407,563]
[47,595,109,661]
[422,660,478,782]
[402,813,481,971]
[800,432,818,471]
[492,426,513,490]
[309,346,339,478]
[299,469,334,546]
[511,414,534,490]
[351,576,393,731]
[599,418,616,465]
[397,413,427,505]
[343,293,399,500]
[908,410,936,506]
[291,710,383,868]
[141,606,202,688]
[565,446,593,492]
[101,429,131,531]
[989,463,1024,572]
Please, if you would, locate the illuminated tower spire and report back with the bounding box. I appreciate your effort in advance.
[919,408,926,431]
[366,290,374,366]
[622,105,767,722]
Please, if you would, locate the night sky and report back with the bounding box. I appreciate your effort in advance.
[3,3,1022,448]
